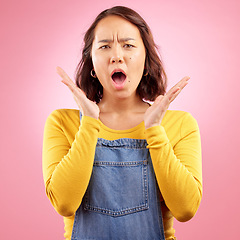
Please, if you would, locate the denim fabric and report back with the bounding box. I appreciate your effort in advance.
[71,115,165,240]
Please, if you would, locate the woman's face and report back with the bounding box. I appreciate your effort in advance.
[91,15,146,100]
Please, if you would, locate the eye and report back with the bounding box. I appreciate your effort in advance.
[99,45,110,49]
[123,44,134,48]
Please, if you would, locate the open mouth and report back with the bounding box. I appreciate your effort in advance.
[111,71,127,85]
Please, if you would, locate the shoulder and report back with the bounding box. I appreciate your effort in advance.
[163,110,198,124]
[47,108,79,120]
[162,110,199,139]
[164,110,192,119]
[45,109,80,128]
[163,110,195,125]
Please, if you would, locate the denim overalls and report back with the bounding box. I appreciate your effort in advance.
[71,115,165,240]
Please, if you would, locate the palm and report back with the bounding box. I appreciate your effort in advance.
[144,96,165,128]
[144,76,190,129]
[57,67,100,119]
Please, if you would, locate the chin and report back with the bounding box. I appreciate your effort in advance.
[114,90,137,100]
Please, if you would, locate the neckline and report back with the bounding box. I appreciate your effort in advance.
[99,120,145,134]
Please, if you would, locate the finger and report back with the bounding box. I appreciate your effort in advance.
[154,95,164,103]
[56,66,76,87]
[153,95,169,110]
[56,66,80,93]
[177,76,190,90]
[169,81,189,102]
[168,76,190,93]
[73,95,83,112]
[166,76,189,100]
[56,66,71,81]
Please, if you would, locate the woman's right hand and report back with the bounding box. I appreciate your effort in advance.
[56,66,100,119]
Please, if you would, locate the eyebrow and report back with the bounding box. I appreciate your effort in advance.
[98,38,136,43]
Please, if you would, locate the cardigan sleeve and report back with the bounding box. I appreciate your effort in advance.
[145,112,202,222]
[42,110,101,217]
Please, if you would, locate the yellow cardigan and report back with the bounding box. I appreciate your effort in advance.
[42,109,202,240]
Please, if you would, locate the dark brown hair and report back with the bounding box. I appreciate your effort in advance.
[75,6,167,103]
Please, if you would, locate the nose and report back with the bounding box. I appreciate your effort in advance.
[111,56,123,63]
[110,45,124,63]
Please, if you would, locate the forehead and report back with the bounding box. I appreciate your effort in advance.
[93,15,142,41]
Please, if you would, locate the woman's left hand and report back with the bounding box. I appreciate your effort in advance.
[144,76,190,129]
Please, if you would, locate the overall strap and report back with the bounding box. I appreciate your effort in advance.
[79,111,82,121]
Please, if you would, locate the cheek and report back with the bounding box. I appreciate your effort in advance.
[129,53,145,72]
[91,54,108,82]
[91,54,98,69]
[92,53,107,70]
[91,48,102,69]
[92,57,103,74]
[129,49,145,65]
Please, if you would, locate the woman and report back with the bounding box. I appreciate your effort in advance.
[42,6,202,240]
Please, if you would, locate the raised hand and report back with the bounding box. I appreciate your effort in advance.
[56,66,100,119]
[144,76,190,129]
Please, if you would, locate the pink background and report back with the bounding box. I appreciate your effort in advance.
[1,0,239,239]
